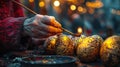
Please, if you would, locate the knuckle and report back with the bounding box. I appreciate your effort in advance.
[50,16,55,20]
[36,14,43,17]
[32,20,39,25]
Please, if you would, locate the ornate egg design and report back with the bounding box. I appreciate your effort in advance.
[77,36,101,62]
[44,35,58,54]
[100,35,120,67]
[56,34,74,56]
[72,35,86,49]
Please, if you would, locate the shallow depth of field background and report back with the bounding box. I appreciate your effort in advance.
[21,0,120,39]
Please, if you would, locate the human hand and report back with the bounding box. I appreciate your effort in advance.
[24,14,62,39]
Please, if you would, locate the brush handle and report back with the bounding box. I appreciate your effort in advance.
[12,0,37,14]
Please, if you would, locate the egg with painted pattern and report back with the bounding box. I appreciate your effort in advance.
[56,34,74,56]
[100,35,120,67]
[77,36,102,62]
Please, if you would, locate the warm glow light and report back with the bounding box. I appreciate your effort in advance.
[88,8,94,14]
[70,5,76,11]
[29,0,34,3]
[39,1,45,7]
[83,8,87,13]
[67,0,77,3]
[86,1,103,8]
[77,27,82,34]
[78,6,83,12]
[112,9,120,15]
[54,1,60,7]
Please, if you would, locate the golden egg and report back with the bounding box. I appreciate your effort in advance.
[91,35,104,46]
[100,35,120,67]
[44,35,58,54]
[77,36,101,62]
[56,34,74,56]
[72,35,86,51]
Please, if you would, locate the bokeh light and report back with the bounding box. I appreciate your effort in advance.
[39,1,45,7]
[70,5,76,11]
[77,27,83,34]
[29,0,34,3]
[77,6,83,12]
[86,1,103,8]
[54,0,60,7]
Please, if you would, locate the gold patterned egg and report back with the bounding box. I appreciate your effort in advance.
[44,35,58,54]
[76,36,101,62]
[91,35,104,46]
[100,35,120,67]
[56,34,74,56]
[72,35,86,50]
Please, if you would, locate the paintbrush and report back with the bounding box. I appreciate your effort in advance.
[12,0,80,36]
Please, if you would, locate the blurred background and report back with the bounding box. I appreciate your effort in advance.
[21,0,120,39]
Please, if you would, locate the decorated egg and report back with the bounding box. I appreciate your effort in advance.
[72,35,86,49]
[77,36,101,62]
[100,35,120,67]
[44,35,58,54]
[56,34,74,56]
[91,35,104,46]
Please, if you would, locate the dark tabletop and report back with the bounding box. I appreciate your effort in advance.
[0,50,105,67]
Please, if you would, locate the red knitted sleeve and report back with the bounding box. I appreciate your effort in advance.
[12,0,25,17]
[0,0,33,53]
[0,17,27,52]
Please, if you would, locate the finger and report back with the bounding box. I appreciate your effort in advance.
[35,14,43,20]
[46,25,63,33]
[54,20,62,28]
[41,15,62,28]
[32,15,43,26]
[30,28,55,38]
[32,23,63,33]
[50,16,62,28]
